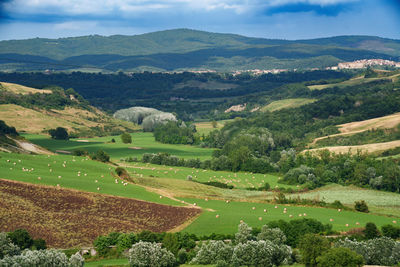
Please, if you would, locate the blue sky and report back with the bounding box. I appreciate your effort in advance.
[0,0,399,40]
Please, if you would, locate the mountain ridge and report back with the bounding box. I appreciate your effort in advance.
[0,29,399,72]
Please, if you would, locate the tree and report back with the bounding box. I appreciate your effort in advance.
[299,234,330,267]
[257,226,287,245]
[363,222,380,239]
[120,133,132,144]
[162,233,179,255]
[48,127,69,140]
[128,241,176,267]
[235,222,252,244]
[0,233,20,259]
[7,229,33,250]
[354,200,369,213]
[317,247,364,267]
[211,121,218,128]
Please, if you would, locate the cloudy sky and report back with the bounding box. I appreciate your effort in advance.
[0,0,399,40]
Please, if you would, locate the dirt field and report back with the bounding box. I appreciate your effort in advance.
[0,179,201,248]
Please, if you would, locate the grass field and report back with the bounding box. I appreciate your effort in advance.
[24,133,214,160]
[180,198,399,236]
[123,162,292,190]
[85,258,129,267]
[0,152,179,206]
[261,98,317,112]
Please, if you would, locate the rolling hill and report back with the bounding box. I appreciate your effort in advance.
[0,82,138,136]
[0,29,398,72]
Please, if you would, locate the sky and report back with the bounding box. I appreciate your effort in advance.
[0,0,399,41]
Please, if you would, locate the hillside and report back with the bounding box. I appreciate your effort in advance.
[0,29,398,72]
[0,82,138,137]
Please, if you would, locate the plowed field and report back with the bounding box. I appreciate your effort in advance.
[0,179,201,248]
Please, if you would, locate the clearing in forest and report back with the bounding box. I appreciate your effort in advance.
[261,98,316,112]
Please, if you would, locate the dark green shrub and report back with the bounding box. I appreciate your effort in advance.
[48,127,69,140]
[354,200,369,213]
[120,133,132,144]
[363,222,380,239]
[317,247,364,267]
[7,229,33,250]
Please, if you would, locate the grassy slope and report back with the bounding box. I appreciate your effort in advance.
[0,81,52,94]
[0,152,179,206]
[194,119,232,135]
[24,132,213,160]
[0,82,139,135]
[260,98,317,112]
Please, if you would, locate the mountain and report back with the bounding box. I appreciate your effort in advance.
[0,29,398,72]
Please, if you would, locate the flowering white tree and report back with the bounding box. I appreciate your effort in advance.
[191,240,233,265]
[235,222,253,244]
[336,236,400,266]
[128,241,175,267]
[0,233,20,259]
[257,226,287,245]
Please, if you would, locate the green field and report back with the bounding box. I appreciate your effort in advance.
[194,120,232,135]
[24,132,213,160]
[261,98,317,112]
[0,152,179,206]
[180,198,400,236]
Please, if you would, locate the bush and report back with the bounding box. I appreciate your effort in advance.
[91,150,110,162]
[7,229,33,250]
[316,247,364,267]
[162,233,179,255]
[49,127,69,140]
[363,222,380,239]
[120,133,132,144]
[128,241,176,267]
[381,224,400,239]
[115,167,128,177]
[72,149,88,156]
[354,200,369,213]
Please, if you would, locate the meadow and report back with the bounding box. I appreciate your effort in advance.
[24,132,214,160]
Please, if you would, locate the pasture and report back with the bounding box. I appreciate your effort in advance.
[260,98,316,112]
[181,198,399,236]
[123,162,292,190]
[0,152,179,206]
[24,132,214,160]
[0,81,52,94]
[306,140,400,155]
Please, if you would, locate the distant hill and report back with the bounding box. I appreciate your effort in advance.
[0,29,398,72]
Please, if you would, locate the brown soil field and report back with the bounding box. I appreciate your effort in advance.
[0,179,201,248]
